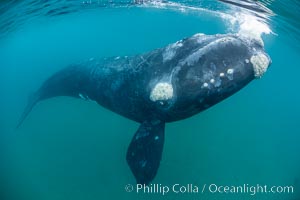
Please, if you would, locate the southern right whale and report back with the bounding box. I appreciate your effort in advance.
[17,33,271,184]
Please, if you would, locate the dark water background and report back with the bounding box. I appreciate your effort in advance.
[0,0,300,200]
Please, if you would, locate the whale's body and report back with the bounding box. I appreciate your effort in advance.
[17,33,271,184]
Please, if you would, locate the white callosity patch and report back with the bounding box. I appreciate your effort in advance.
[227,68,234,74]
[250,53,270,78]
[202,82,209,88]
[226,68,234,80]
[150,82,174,102]
[163,41,183,62]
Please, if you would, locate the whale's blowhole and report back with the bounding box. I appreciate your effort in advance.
[150,82,174,102]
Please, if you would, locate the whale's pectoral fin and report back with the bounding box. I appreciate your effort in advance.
[126,120,165,185]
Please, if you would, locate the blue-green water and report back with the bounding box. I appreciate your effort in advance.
[0,0,299,200]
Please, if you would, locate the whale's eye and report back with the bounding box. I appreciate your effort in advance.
[155,100,171,109]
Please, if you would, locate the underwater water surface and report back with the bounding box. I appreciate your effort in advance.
[0,0,300,200]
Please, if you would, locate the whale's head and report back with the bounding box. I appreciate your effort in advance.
[154,33,271,121]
